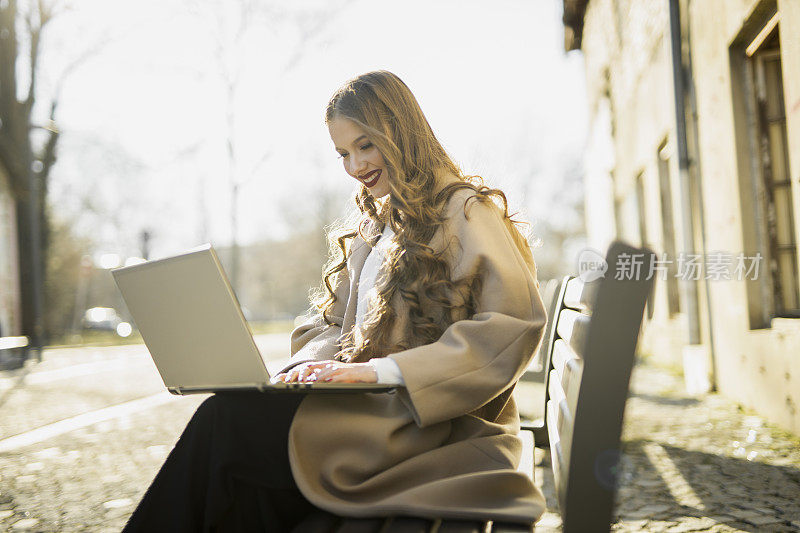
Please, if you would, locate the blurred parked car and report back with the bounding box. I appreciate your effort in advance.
[81,307,132,337]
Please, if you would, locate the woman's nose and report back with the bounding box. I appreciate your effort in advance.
[350,155,367,176]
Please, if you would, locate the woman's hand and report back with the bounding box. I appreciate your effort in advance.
[272,361,377,384]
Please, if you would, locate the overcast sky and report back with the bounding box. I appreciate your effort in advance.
[41,0,587,259]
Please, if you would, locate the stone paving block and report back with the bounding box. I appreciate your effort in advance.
[621,503,673,520]
[634,478,663,488]
[9,517,39,530]
[705,515,737,524]
[726,508,767,520]
[613,519,648,531]
[743,514,786,526]
[665,522,703,532]
[707,525,747,532]
[643,520,677,532]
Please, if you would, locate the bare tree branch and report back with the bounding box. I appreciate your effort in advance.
[24,0,56,110]
[34,99,58,181]
[49,33,113,104]
[280,0,358,74]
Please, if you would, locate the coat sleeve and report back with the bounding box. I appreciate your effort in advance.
[387,196,548,428]
[277,247,354,374]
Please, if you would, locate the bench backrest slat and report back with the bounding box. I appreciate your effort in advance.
[554,309,591,358]
[562,276,599,314]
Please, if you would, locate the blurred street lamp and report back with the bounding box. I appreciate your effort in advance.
[140,229,152,260]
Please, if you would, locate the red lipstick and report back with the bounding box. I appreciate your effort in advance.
[359,169,381,187]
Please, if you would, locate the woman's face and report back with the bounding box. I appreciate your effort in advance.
[328,116,390,198]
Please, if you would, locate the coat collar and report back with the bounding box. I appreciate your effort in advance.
[348,235,373,288]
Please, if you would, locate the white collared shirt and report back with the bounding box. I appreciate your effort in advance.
[356,226,405,386]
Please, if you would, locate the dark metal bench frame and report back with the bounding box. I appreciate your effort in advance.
[293,241,655,532]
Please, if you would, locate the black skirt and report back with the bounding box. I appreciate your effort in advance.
[122,391,318,533]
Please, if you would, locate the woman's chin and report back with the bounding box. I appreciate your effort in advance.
[366,184,390,199]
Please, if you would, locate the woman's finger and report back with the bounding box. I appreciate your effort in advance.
[299,365,314,381]
[287,366,305,382]
[296,362,331,382]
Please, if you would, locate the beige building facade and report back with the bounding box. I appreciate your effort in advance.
[565,0,800,434]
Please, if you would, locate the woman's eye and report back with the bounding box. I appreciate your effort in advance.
[337,152,348,159]
[360,142,373,150]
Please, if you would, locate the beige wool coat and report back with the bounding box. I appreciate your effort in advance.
[279,185,549,524]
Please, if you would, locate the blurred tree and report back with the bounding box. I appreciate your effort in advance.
[0,0,105,347]
[44,213,91,341]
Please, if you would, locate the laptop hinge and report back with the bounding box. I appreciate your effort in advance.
[168,387,184,395]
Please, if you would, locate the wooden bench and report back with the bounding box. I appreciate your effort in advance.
[0,335,30,370]
[292,241,655,532]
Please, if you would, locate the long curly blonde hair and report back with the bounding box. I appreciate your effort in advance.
[314,70,536,362]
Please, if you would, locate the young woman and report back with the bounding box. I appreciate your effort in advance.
[123,70,548,532]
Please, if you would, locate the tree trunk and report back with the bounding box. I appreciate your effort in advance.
[14,194,36,342]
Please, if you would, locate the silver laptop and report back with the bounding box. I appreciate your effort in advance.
[110,243,395,394]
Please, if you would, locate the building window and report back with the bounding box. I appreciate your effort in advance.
[749,22,799,318]
[731,9,800,326]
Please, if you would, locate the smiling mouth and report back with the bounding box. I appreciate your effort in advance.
[359,169,381,187]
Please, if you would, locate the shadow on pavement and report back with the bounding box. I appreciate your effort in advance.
[618,439,800,531]
[627,392,701,407]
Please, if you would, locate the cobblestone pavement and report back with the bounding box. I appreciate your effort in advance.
[0,341,798,532]
[523,361,800,533]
